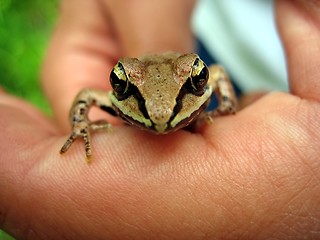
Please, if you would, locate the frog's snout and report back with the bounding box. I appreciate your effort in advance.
[145,98,174,126]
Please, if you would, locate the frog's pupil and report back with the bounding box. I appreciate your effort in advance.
[189,66,209,96]
[110,71,128,96]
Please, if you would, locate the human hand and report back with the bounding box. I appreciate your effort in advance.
[1,0,320,239]
[42,0,195,131]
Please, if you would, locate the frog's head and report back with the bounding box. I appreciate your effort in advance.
[109,53,212,133]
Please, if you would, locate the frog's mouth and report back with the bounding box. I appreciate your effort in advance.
[117,98,210,134]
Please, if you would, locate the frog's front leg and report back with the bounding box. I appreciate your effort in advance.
[60,89,115,161]
[200,65,237,125]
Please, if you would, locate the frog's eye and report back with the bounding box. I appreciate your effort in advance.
[187,58,209,96]
[110,63,130,99]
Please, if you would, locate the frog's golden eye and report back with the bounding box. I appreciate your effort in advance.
[187,58,209,96]
[110,63,130,100]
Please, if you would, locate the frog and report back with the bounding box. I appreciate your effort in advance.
[60,52,237,161]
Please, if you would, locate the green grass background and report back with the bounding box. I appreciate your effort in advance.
[0,0,58,113]
[0,0,58,238]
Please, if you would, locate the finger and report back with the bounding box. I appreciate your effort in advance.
[103,0,195,56]
[276,0,320,102]
[42,0,121,132]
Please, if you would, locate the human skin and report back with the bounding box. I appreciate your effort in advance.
[0,0,319,239]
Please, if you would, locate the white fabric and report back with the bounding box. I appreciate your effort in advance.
[192,0,288,92]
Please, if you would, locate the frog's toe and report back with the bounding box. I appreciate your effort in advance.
[60,122,93,161]
[60,132,77,154]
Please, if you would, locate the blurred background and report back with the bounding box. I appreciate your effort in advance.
[0,0,58,115]
[0,1,58,238]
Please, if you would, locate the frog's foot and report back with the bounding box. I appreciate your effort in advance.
[60,120,113,161]
[60,121,92,161]
[213,97,237,116]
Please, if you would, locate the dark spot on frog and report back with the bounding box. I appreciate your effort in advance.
[80,108,86,115]
[80,129,87,134]
[77,100,88,105]
[222,96,230,102]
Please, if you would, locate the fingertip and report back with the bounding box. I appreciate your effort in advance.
[276,0,320,102]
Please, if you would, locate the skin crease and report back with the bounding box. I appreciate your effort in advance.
[0,0,319,239]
